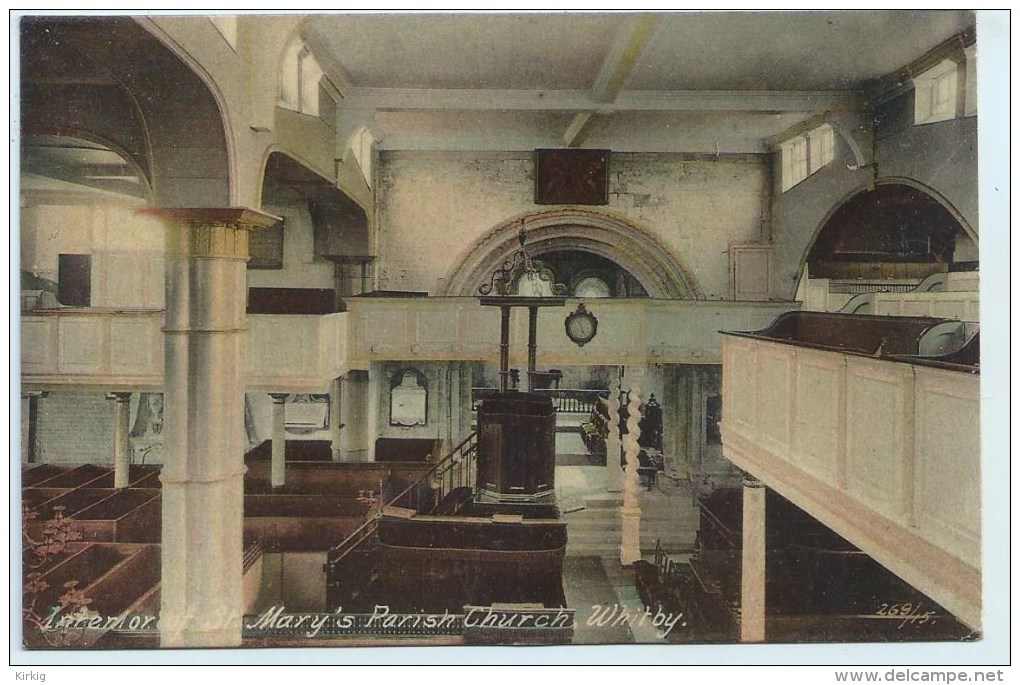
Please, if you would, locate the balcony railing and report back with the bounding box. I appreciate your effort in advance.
[471,388,603,413]
[719,314,980,629]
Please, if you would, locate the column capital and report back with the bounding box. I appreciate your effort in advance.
[144,207,282,259]
[742,472,765,489]
[269,392,291,404]
[105,391,133,402]
[22,390,48,399]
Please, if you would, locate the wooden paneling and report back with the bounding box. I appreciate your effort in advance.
[720,332,981,629]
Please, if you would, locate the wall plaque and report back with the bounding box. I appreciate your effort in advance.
[390,369,428,427]
[534,149,610,205]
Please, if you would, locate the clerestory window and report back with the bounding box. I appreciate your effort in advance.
[781,124,835,192]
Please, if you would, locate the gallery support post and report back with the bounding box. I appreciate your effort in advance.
[150,207,279,648]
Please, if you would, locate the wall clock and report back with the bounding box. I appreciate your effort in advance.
[565,303,598,347]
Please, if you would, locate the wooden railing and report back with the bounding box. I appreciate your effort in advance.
[471,388,604,413]
[242,538,265,574]
[325,432,478,568]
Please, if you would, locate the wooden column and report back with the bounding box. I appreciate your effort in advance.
[329,376,343,462]
[151,207,279,648]
[604,369,623,492]
[498,305,512,391]
[526,306,538,392]
[619,365,644,565]
[690,367,706,476]
[107,392,132,488]
[675,367,692,481]
[741,474,766,642]
[269,393,289,488]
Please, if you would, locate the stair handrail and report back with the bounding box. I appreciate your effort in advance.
[326,431,478,567]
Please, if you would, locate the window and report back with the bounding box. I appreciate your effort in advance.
[781,124,835,192]
[781,136,808,191]
[350,127,375,188]
[808,124,834,174]
[964,44,977,117]
[278,41,326,117]
[914,59,960,125]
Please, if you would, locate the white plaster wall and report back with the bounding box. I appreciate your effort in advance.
[375,152,768,299]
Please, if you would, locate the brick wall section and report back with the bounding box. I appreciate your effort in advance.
[36,391,114,465]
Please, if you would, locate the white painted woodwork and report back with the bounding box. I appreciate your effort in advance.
[802,277,979,321]
[22,300,796,392]
[720,334,981,629]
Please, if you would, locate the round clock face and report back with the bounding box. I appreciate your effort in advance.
[565,305,598,346]
[573,276,611,299]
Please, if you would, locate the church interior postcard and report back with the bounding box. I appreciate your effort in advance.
[11,9,1009,669]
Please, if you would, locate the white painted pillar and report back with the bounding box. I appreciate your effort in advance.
[329,376,343,462]
[22,390,47,464]
[449,364,462,449]
[366,364,380,462]
[107,392,132,488]
[741,474,766,642]
[152,207,279,648]
[619,365,644,565]
[690,368,706,475]
[604,371,623,492]
[269,393,289,488]
[675,367,692,481]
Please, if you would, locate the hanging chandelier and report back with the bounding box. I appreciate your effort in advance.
[478,227,567,297]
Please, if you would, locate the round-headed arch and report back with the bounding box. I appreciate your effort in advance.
[440,208,703,299]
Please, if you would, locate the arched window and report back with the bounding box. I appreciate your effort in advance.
[279,40,326,117]
[350,126,375,188]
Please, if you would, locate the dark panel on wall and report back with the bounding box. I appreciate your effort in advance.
[246,287,342,315]
[248,218,285,269]
[57,253,90,307]
[534,149,609,205]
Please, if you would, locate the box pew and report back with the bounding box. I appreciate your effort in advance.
[243,494,372,552]
[22,465,69,487]
[70,489,161,543]
[244,461,431,497]
[81,465,161,489]
[30,488,117,520]
[23,487,71,511]
[29,464,111,489]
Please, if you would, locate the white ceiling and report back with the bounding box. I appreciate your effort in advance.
[306,10,975,154]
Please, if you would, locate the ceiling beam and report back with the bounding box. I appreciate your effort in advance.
[563,112,598,147]
[344,87,856,114]
[591,13,661,104]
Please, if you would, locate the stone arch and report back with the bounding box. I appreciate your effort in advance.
[21,16,234,208]
[441,208,702,299]
[21,131,155,202]
[795,177,977,282]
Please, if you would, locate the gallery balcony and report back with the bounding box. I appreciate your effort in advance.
[719,311,980,629]
[20,298,798,391]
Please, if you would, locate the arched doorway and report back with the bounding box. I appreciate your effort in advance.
[441,208,702,299]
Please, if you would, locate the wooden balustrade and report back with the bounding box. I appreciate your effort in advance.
[720,322,981,630]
